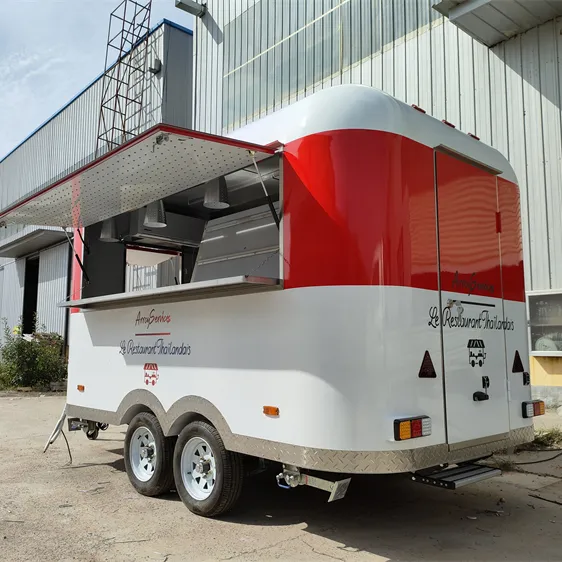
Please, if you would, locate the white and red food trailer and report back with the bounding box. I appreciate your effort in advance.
[3,85,544,517]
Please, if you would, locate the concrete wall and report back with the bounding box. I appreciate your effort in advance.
[531,356,562,407]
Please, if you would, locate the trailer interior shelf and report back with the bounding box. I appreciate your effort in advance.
[60,275,282,310]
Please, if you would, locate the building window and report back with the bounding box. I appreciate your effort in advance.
[528,292,562,355]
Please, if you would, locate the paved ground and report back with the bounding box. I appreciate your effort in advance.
[2,395,562,562]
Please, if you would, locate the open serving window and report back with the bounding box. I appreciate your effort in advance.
[0,124,283,310]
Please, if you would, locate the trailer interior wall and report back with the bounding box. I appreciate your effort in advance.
[125,257,182,293]
[194,1,562,296]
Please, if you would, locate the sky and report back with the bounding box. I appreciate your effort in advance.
[0,0,194,159]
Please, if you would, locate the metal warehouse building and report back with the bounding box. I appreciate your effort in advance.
[190,0,562,404]
[0,19,193,340]
[2,0,562,403]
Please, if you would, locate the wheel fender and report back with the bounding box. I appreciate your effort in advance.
[115,391,234,448]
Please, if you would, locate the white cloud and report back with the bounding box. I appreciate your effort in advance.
[0,0,193,159]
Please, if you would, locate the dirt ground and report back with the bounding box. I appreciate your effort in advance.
[2,395,562,562]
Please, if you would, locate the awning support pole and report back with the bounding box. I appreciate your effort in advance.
[63,228,90,284]
[77,228,90,255]
[250,151,280,230]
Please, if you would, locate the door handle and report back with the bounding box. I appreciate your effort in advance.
[473,391,489,402]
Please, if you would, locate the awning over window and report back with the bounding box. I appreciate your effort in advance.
[0,125,277,229]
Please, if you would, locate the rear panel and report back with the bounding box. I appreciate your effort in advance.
[436,151,510,445]
[497,177,532,431]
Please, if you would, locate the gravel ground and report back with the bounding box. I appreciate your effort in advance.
[2,394,561,562]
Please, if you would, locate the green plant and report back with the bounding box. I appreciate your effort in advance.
[533,427,562,448]
[0,318,67,389]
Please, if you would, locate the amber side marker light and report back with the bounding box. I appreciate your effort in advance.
[263,406,279,416]
[77,385,85,392]
[394,415,431,441]
[522,400,545,418]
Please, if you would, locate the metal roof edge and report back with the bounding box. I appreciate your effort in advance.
[159,18,194,36]
[0,19,193,165]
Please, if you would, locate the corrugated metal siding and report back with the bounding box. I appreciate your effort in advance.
[0,259,25,334]
[36,243,69,336]
[195,2,562,293]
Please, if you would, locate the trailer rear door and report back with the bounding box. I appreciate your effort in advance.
[436,150,510,446]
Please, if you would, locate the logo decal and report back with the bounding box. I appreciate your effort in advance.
[135,309,171,331]
[428,301,515,331]
[144,363,159,386]
[467,339,486,368]
[451,271,495,296]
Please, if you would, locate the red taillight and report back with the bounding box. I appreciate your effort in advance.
[522,400,545,418]
[411,418,423,438]
[394,416,432,441]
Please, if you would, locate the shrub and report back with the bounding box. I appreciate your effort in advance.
[0,318,67,389]
[533,428,562,448]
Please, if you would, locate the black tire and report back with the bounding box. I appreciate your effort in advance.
[173,420,243,518]
[86,427,99,440]
[124,412,174,497]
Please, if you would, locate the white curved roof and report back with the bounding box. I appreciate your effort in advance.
[230,84,517,183]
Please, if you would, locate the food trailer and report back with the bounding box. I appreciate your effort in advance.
[2,85,543,518]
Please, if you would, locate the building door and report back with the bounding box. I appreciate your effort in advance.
[22,255,39,334]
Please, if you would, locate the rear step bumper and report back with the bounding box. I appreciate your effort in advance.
[411,464,501,490]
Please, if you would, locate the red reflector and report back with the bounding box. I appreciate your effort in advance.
[411,104,426,114]
[418,350,437,378]
[411,418,423,438]
[533,402,541,416]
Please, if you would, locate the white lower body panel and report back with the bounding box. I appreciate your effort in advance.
[66,285,533,471]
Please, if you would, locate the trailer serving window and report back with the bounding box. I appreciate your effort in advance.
[0,125,283,310]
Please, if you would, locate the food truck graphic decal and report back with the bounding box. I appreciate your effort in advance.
[467,339,486,367]
[143,363,159,386]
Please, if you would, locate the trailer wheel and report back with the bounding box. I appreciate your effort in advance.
[86,427,99,440]
[124,412,174,497]
[173,420,243,518]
